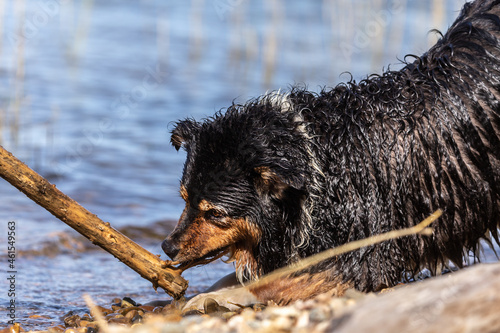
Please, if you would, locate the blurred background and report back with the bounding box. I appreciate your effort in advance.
[0,0,469,329]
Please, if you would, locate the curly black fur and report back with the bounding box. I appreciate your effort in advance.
[166,0,500,292]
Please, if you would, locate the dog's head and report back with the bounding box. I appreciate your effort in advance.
[162,97,311,281]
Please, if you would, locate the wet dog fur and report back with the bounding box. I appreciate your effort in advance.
[163,0,500,304]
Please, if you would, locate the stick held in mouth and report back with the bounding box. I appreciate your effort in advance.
[0,145,189,299]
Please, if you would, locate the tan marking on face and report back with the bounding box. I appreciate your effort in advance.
[174,214,261,268]
[198,199,217,212]
[180,185,188,202]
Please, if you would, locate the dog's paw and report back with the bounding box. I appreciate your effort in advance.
[182,286,260,314]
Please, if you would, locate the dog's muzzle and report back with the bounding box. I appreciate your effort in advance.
[162,238,180,260]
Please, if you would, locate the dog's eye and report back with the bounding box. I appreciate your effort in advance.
[206,209,224,220]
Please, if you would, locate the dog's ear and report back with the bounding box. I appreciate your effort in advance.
[253,166,305,200]
[171,120,199,151]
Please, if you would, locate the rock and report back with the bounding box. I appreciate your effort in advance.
[122,297,139,306]
[63,314,81,328]
[332,263,500,333]
[81,314,93,321]
[120,306,144,316]
[111,303,122,311]
[131,313,143,324]
[108,316,131,325]
[47,325,65,333]
[29,314,51,319]
[105,313,124,320]
[121,298,135,308]
[124,309,138,319]
[139,305,155,312]
[63,328,87,333]
[95,305,113,316]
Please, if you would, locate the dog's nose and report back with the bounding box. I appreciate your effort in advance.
[162,238,180,260]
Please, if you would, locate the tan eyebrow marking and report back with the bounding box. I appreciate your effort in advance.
[180,185,188,201]
[198,200,228,216]
[198,199,217,212]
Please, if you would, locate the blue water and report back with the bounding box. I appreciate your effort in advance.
[0,0,468,329]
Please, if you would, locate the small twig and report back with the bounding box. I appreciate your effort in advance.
[84,294,108,333]
[250,209,442,289]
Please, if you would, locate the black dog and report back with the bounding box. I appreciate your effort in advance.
[163,0,500,304]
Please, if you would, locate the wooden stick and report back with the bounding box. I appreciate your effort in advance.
[0,145,188,299]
